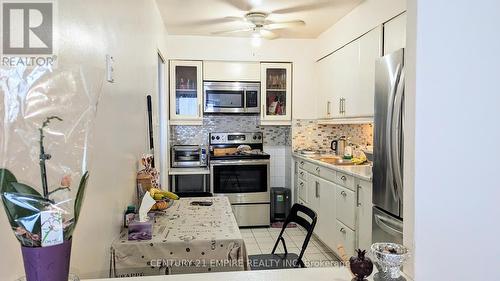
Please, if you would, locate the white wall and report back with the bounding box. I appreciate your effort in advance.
[165,35,317,120]
[316,0,406,60]
[408,0,500,280]
[0,0,167,279]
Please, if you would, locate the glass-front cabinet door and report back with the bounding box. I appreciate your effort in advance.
[169,60,203,125]
[260,63,292,125]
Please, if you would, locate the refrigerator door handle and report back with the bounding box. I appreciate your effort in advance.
[391,68,406,202]
[385,64,402,202]
[374,212,403,237]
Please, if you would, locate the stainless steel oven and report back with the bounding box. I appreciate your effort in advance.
[204,81,260,114]
[210,159,270,226]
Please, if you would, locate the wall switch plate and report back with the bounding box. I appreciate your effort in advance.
[106,54,114,83]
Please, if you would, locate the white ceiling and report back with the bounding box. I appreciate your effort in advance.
[156,0,362,39]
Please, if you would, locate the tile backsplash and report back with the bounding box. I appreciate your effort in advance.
[292,119,373,151]
[170,115,291,146]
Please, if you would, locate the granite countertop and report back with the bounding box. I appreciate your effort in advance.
[293,152,373,181]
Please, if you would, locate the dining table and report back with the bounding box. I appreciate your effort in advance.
[110,197,247,278]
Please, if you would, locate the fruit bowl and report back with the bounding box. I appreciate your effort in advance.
[370,243,409,279]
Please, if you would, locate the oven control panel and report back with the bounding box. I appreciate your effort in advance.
[209,132,263,145]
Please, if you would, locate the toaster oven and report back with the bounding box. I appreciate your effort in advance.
[171,145,208,168]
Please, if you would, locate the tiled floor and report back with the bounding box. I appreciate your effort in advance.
[241,226,341,268]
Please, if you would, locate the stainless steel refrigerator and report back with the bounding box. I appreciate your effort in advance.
[372,48,405,244]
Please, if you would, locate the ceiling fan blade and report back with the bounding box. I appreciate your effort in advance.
[176,16,244,28]
[212,28,253,35]
[260,29,279,40]
[222,0,253,11]
[266,20,305,30]
[272,1,335,14]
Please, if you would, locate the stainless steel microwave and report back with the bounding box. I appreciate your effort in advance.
[204,81,260,114]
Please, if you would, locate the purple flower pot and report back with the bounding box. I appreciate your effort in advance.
[21,240,72,281]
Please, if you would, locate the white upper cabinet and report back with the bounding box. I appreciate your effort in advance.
[169,60,203,125]
[203,61,260,82]
[316,26,381,119]
[350,26,382,117]
[260,63,292,125]
[383,13,407,55]
[317,54,334,119]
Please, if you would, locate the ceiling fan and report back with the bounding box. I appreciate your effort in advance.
[209,0,340,40]
[212,11,305,40]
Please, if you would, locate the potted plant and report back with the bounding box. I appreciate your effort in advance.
[0,66,102,281]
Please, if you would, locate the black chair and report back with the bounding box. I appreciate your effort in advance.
[249,204,318,270]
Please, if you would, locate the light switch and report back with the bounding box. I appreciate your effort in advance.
[106,54,114,83]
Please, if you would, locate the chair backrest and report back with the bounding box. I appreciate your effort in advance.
[272,203,318,265]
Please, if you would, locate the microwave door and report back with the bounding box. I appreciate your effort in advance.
[245,89,260,113]
[205,90,244,113]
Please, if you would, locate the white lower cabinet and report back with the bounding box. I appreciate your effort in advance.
[335,220,356,256]
[335,184,356,230]
[297,177,308,204]
[292,156,373,257]
[356,179,373,250]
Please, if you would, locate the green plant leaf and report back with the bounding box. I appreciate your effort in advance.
[0,169,42,196]
[74,171,89,225]
[64,172,89,240]
[0,169,17,191]
[0,169,44,240]
[1,192,51,246]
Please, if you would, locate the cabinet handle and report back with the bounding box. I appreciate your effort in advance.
[356,184,361,207]
[300,161,304,166]
[340,227,346,234]
[315,181,320,198]
[327,101,331,116]
[299,182,304,187]
[341,175,347,181]
[342,98,346,114]
[315,167,320,173]
[339,98,343,115]
[300,171,304,177]
[341,191,347,197]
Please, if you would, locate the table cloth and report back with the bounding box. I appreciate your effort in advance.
[110,197,247,277]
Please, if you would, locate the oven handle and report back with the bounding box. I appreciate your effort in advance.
[209,160,270,166]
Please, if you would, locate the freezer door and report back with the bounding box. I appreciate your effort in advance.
[372,206,403,244]
[373,49,404,218]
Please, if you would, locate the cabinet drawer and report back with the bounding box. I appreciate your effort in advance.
[302,161,318,175]
[298,168,307,180]
[335,220,356,256]
[303,162,337,182]
[315,166,336,183]
[297,178,308,203]
[335,172,355,190]
[335,185,356,229]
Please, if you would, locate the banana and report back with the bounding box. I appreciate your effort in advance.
[153,193,165,200]
[162,191,179,200]
[149,188,162,197]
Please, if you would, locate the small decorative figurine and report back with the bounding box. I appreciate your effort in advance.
[349,249,374,281]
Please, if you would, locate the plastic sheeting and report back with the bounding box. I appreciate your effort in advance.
[0,64,103,247]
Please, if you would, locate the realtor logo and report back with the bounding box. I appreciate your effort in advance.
[2,2,53,55]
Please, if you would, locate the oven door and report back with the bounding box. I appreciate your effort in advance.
[204,82,245,113]
[171,147,202,167]
[172,174,209,193]
[210,160,270,204]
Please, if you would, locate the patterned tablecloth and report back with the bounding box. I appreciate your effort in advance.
[110,197,247,277]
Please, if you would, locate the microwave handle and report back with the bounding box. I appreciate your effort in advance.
[243,89,247,110]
